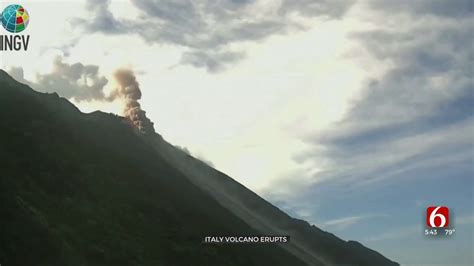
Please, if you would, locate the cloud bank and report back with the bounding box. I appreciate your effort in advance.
[263,0,473,195]
[72,0,355,72]
[260,6,473,262]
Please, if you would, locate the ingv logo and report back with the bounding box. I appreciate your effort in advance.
[0,4,30,51]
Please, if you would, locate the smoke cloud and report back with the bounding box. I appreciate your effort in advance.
[8,59,155,135]
[112,69,155,135]
[9,57,111,102]
[175,145,215,167]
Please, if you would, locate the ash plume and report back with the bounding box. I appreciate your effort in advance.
[8,57,111,102]
[7,59,156,135]
[112,69,155,134]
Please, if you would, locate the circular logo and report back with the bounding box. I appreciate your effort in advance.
[1,4,29,33]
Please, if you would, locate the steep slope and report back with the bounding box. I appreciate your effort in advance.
[0,70,307,266]
[149,134,399,266]
[0,69,398,266]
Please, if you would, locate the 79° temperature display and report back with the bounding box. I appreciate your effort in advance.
[424,206,455,238]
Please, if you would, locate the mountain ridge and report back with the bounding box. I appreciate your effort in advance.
[146,130,398,266]
[0,69,398,266]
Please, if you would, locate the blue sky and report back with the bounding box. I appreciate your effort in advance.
[272,157,473,265]
[2,0,473,264]
[260,1,474,263]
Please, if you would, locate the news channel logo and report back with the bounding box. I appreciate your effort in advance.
[1,4,29,33]
[424,206,456,238]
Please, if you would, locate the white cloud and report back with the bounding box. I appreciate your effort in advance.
[322,214,388,231]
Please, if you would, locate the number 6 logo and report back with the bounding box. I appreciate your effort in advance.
[426,206,449,228]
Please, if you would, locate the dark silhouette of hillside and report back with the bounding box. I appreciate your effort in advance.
[0,70,398,266]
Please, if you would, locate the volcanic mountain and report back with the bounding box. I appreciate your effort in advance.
[0,70,398,266]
